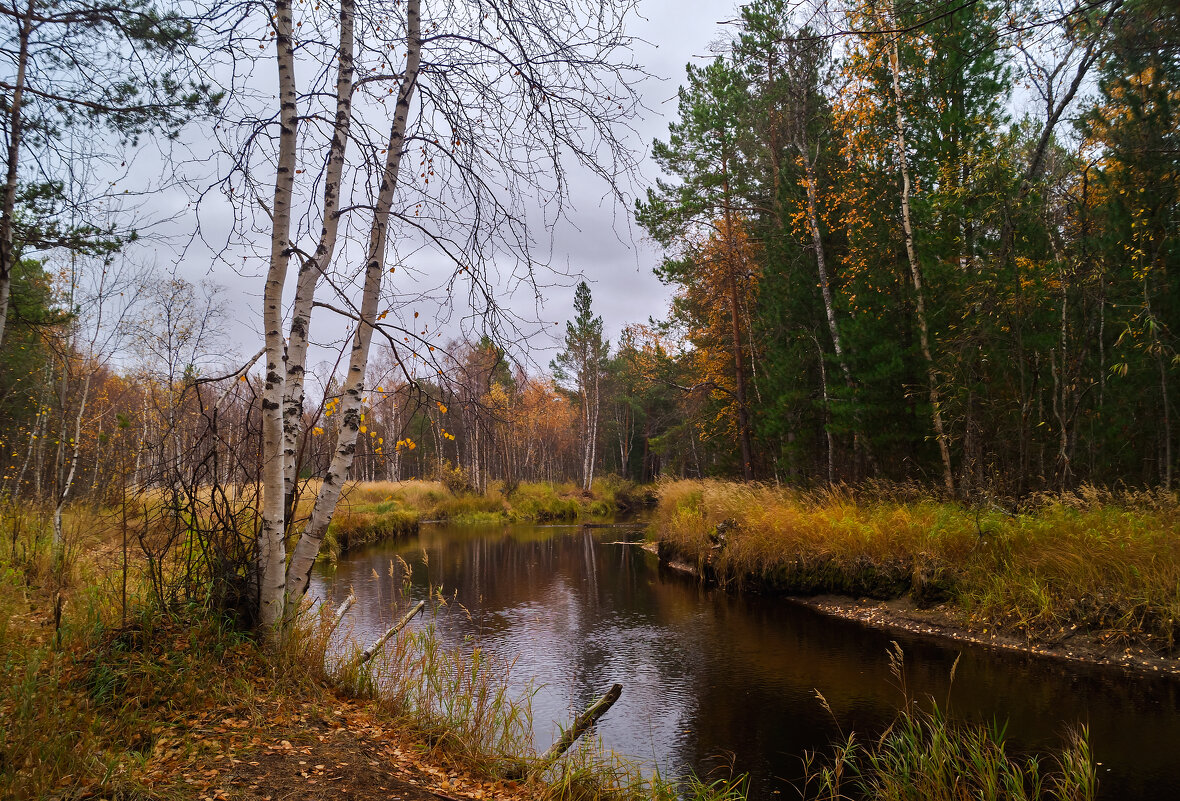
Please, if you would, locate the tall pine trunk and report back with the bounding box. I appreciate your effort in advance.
[721,164,754,480]
[0,0,34,350]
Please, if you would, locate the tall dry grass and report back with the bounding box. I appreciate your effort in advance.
[295,583,748,801]
[800,644,1097,801]
[651,480,1180,651]
[0,500,743,801]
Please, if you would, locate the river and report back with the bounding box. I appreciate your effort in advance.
[309,521,1180,798]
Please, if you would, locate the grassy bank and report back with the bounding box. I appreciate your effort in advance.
[1,491,1106,801]
[323,477,648,556]
[650,480,1180,655]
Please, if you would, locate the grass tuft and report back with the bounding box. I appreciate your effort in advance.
[800,645,1096,801]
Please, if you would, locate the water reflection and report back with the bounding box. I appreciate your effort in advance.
[310,522,1180,799]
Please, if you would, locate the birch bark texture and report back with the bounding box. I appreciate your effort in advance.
[237,0,642,636]
[880,0,955,495]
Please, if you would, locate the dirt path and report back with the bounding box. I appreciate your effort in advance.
[2,593,534,801]
[139,698,532,801]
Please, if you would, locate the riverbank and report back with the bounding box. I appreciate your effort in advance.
[323,478,650,555]
[793,594,1180,677]
[0,598,530,801]
[649,480,1180,672]
[0,514,496,800]
[3,494,1111,801]
[0,500,738,801]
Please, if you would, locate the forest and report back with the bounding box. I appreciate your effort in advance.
[2,0,1176,515]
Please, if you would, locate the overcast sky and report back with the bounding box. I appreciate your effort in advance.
[524,0,738,349]
[134,0,741,375]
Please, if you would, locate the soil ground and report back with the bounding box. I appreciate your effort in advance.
[138,697,530,801]
[792,594,1180,679]
[4,598,537,801]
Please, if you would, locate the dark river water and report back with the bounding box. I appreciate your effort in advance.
[309,521,1180,799]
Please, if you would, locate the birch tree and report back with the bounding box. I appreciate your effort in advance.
[218,0,642,636]
[850,0,955,493]
[48,255,143,552]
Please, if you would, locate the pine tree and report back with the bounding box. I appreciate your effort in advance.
[638,58,759,479]
[552,282,609,490]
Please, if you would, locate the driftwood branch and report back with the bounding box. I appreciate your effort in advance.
[353,600,426,669]
[328,593,356,636]
[535,684,622,774]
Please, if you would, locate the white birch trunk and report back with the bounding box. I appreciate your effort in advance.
[258,0,301,633]
[586,365,599,489]
[281,0,356,509]
[283,0,422,617]
[801,150,853,389]
[53,372,91,551]
[885,15,954,494]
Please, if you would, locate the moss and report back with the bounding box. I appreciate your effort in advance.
[760,557,912,600]
[911,564,957,609]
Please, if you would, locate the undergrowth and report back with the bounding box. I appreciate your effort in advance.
[0,501,741,801]
[321,478,641,557]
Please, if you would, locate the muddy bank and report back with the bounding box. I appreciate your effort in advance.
[647,541,1180,679]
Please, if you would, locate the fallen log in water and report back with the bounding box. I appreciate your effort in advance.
[328,592,356,636]
[537,683,623,772]
[502,683,623,780]
[352,600,426,669]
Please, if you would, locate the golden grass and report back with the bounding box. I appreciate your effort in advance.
[800,644,1097,801]
[651,480,1180,651]
[318,480,629,556]
[0,501,746,801]
[335,479,451,508]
